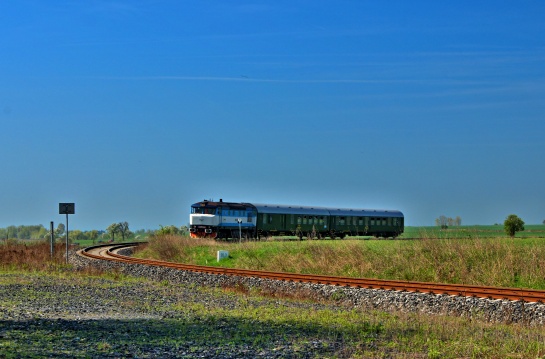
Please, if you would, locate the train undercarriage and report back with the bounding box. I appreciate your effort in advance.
[190,226,400,240]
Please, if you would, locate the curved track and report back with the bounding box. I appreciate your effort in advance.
[79,243,545,303]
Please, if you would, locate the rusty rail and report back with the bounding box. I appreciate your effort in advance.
[79,243,545,303]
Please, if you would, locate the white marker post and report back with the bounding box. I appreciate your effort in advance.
[235,218,242,243]
[217,250,229,262]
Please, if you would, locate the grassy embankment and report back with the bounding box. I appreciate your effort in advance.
[136,225,545,290]
[2,233,545,358]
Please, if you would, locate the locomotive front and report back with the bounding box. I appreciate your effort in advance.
[189,200,220,238]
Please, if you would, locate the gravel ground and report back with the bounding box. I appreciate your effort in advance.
[0,271,353,358]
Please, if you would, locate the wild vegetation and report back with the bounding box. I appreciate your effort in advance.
[0,240,66,271]
[0,223,187,244]
[136,229,545,290]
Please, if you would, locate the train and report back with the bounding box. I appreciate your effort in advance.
[189,199,404,239]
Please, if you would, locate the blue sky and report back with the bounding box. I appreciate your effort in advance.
[1,1,544,230]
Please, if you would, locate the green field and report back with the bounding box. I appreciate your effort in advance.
[400,224,545,239]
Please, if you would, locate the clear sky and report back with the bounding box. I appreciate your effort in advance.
[1,1,544,230]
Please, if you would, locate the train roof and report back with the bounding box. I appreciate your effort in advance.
[251,203,331,215]
[327,208,404,217]
[191,200,251,210]
[251,203,403,217]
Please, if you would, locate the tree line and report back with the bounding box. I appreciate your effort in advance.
[434,215,462,229]
[435,214,527,237]
[0,223,188,242]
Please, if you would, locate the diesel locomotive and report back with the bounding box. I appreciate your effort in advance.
[189,199,404,239]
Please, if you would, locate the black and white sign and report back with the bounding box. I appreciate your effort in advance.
[59,203,75,215]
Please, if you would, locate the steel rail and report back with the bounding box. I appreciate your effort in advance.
[79,243,545,303]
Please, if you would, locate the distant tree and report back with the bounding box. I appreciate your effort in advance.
[504,214,525,238]
[36,226,48,239]
[118,222,131,241]
[436,215,448,229]
[88,230,99,244]
[107,223,120,241]
[55,223,65,238]
[69,230,84,243]
[180,225,189,236]
[455,216,462,226]
[543,219,545,225]
[435,215,462,228]
[6,225,16,239]
[156,225,180,235]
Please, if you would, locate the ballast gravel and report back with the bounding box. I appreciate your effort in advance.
[75,248,545,326]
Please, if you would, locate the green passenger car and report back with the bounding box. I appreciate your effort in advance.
[253,204,404,239]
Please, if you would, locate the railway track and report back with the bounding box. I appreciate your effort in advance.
[79,243,545,303]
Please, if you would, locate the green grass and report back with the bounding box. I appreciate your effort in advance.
[136,232,545,290]
[401,224,545,239]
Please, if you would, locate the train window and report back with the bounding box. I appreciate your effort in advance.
[194,208,208,214]
[319,216,324,225]
[291,214,294,225]
[382,218,386,226]
[365,217,369,226]
[340,217,345,225]
[370,218,375,226]
[347,217,351,225]
[359,217,363,226]
[269,214,273,224]
[247,212,252,222]
[303,216,307,225]
[297,216,302,225]
[387,217,392,226]
[263,215,267,225]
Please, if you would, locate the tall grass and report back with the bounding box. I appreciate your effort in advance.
[137,235,545,289]
[0,240,67,270]
[135,235,219,263]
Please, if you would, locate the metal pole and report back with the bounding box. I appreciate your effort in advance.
[50,221,54,259]
[65,213,69,264]
[238,219,242,243]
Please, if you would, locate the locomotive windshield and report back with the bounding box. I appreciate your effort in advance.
[191,207,216,214]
